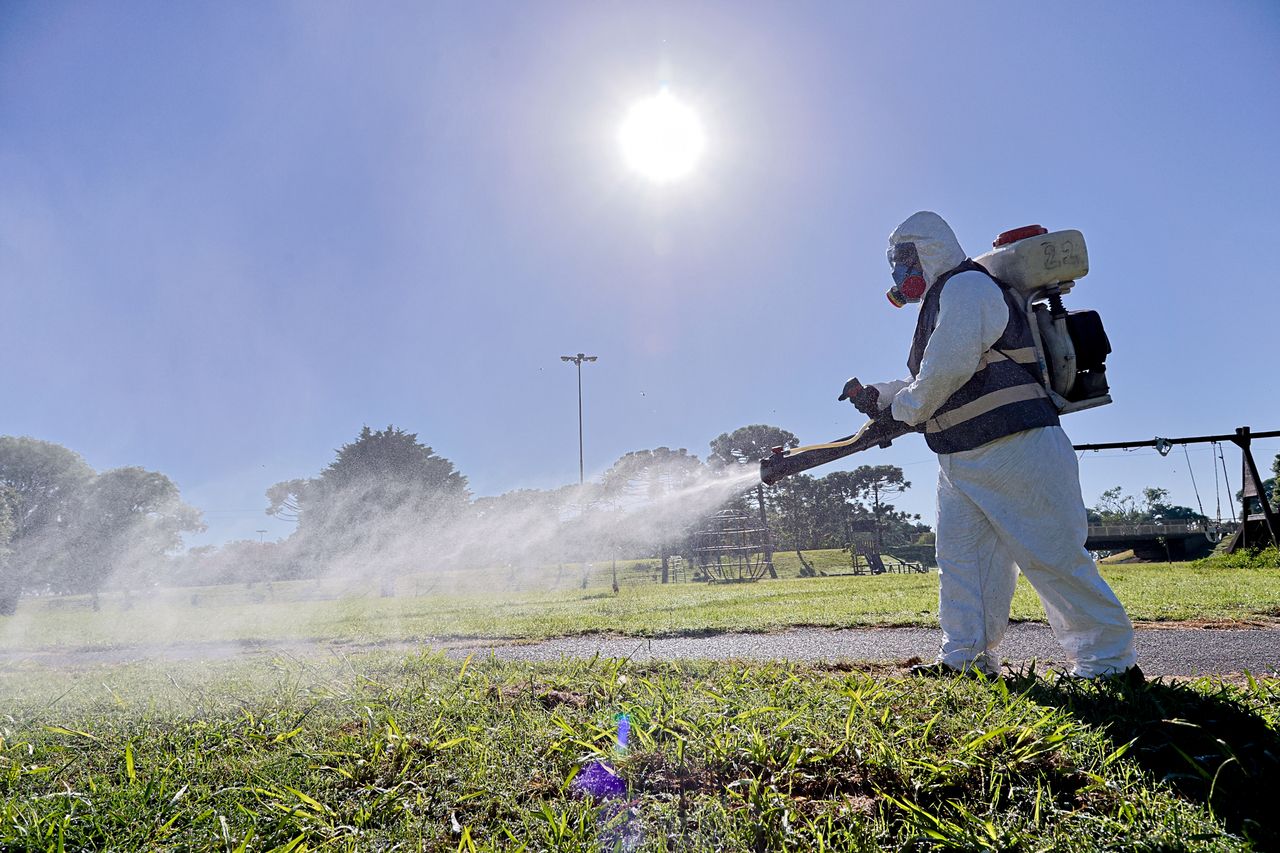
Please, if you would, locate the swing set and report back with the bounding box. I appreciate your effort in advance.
[1074,426,1280,553]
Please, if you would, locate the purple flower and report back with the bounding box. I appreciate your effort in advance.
[573,760,627,800]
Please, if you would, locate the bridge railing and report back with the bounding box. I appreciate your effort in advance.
[1086,522,1207,538]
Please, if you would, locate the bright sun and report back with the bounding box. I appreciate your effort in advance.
[618,90,706,183]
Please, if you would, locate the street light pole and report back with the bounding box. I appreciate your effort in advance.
[560,352,598,484]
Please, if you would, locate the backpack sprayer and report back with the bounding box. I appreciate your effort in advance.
[759,225,1112,485]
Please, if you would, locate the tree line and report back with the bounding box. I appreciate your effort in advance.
[1087,486,1205,525]
[0,437,203,613]
[243,424,930,588]
[0,424,928,607]
[7,424,1264,611]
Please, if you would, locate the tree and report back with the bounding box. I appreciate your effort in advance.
[1091,486,1139,524]
[774,470,867,551]
[0,486,15,550]
[708,425,799,469]
[708,425,799,579]
[767,465,924,560]
[288,425,469,531]
[600,447,704,582]
[601,447,703,502]
[0,486,17,614]
[0,438,204,607]
[169,540,289,586]
[269,426,470,587]
[1141,487,1204,522]
[0,437,94,608]
[319,426,468,499]
[844,465,911,550]
[462,488,564,574]
[0,437,94,542]
[768,473,829,574]
[265,478,310,523]
[62,467,205,601]
[1089,485,1204,525]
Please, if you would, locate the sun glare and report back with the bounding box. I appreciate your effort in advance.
[618,90,706,183]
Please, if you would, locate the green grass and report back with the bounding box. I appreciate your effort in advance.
[3,555,1278,652]
[3,653,1277,851]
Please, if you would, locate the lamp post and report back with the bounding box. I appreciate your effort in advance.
[560,352,598,484]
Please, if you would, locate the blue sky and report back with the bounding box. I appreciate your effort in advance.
[2,1,1278,545]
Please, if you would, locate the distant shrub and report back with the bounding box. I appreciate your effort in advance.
[1190,546,1280,570]
[885,544,936,567]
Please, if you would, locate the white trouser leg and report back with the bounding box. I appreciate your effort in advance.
[935,465,1018,674]
[943,427,1137,677]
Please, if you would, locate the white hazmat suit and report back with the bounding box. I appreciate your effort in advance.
[871,212,1137,678]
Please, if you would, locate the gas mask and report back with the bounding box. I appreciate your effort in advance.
[886,241,927,308]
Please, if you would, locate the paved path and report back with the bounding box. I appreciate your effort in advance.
[5,625,1277,678]
[449,624,1280,678]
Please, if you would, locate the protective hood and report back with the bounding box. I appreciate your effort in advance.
[887,211,968,293]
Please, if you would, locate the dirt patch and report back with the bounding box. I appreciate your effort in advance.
[810,659,918,677]
[625,751,719,796]
[493,682,591,709]
[1133,617,1280,630]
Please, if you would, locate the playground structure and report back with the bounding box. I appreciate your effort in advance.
[692,508,775,582]
[679,425,1274,585]
[844,532,929,575]
[1074,426,1279,554]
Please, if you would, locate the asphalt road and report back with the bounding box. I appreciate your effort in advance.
[449,623,1280,678]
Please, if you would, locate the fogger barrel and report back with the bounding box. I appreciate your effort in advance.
[759,415,916,485]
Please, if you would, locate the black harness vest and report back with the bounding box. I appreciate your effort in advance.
[908,261,1059,453]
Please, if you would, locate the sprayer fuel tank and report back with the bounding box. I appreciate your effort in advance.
[974,228,1088,295]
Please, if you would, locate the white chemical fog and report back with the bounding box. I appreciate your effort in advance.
[0,432,770,658]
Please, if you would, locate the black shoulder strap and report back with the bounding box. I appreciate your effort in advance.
[932,258,988,292]
[941,260,1046,388]
[977,267,1049,390]
[908,260,1002,379]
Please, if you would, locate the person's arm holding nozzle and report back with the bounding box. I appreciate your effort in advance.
[839,273,1004,425]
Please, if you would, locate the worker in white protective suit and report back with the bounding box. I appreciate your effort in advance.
[845,211,1139,680]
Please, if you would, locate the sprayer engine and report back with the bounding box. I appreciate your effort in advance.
[974,225,1112,414]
